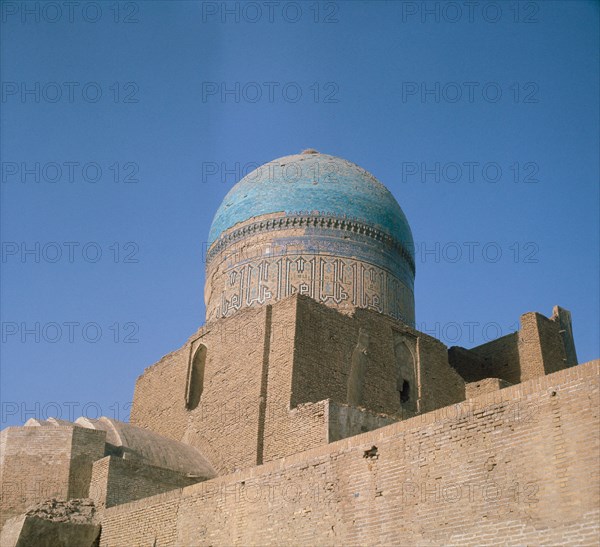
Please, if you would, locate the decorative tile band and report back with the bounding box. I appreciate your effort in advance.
[206,214,416,275]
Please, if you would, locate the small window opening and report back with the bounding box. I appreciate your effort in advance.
[400,380,410,404]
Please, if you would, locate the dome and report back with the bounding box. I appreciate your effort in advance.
[204,150,416,325]
[76,417,216,479]
[208,151,414,255]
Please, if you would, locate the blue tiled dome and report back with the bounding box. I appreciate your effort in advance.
[208,151,414,257]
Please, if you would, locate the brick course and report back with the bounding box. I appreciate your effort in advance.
[0,425,105,529]
[130,295,467,475]
[99,361,599,546]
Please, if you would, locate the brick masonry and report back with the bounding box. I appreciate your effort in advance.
[0,425,105,529]
[99,360,600,546]
[89,456,200,510]
[2,149,595,546]
[2,296,589,544]
[449,310,575,384]
[465,378,512,399]
[130,294,466,475]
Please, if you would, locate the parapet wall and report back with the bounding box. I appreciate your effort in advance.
[450,309,573,384]
[89,456,200,510]
[100,360,600,546]
[450,332,520,383]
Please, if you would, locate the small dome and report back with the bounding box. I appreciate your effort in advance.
[208,152,414,256]
[76,417,216,479]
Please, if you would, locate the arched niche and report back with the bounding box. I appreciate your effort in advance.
[186,344,207,410]
[393,332,417,413]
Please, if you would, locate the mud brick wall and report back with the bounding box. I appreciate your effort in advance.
[416,333,466,413]
[0,426,105,530]
[99,360,600,547]
[130,305,269,474]
[89,457,110,510]
[463,332,521,384]
[184,305,271,474]
[290,297,464,416]
[450,312,571,386]
[518,312,568,380]
[101,489,181,546]
[68,427,107,499]
[129,343,194,443]
[448,345,489,382]
[89,456,199,510]
[130,295,466,476]
[327,402,397,442]
[0,515,100,547]
[465,378,512,399]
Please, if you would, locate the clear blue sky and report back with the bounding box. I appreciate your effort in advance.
[1,1,598,427]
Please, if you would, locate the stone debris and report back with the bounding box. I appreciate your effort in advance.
[25,498,97,524]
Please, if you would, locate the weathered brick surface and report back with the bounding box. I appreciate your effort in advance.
[465,378,512,398]
[327,402,397,442]
[130,294,466,475]
[450,310,574,385]
[0,516,100,547]
[520,312,568,380]
[129,344,191,443]
[68,426,108,499]
[89,456,199,510]
[452,332,521,384]
[0,425,105,529]
[89,457,110,511]
[130,305,269,474]
[99,361,600,546]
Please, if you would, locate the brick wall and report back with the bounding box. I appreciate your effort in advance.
[416,332,466,413]
[89,456,199,510]
[450,310,572,385]
[327,402,397,442]
[459,332,521,384]
[448,346,489,382]
[0,425,105,529]
[0,515,100,547]
[517,312,570,381]
[89,457,110,511]
[99,360,600,547]
[185,305,270,473]
[68,427,107,499]
[130,305,269,474]
[465,378,512,398]
[130,295,466,476]
[130,344,192,442]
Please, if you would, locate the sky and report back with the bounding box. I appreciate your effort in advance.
[1,0,598,427]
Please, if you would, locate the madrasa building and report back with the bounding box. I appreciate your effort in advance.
[1,150,598,546]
